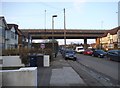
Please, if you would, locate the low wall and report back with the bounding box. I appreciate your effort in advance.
[2,56,24,67]
[1,67,37,86]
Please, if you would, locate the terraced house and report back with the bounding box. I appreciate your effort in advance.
[5,24,19,49]
[0,16,21,50]
[100,26,120,50]
[0,16,7,50]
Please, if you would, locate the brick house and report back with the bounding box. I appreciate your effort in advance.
[100,26,120,50]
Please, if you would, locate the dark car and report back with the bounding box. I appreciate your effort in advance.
[64,50,77,61]
[106,50,120,62]
[92,50,107,58]
[83,49,93,55]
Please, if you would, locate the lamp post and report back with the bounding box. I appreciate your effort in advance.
[64,8,66,53]
[52,15,57,57]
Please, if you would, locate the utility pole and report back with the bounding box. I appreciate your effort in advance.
[64,8,66,51]
[101,21,103,29]
[44,10,46,40]
[45,10,46,31]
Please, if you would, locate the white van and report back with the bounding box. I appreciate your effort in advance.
[75,46,85,53]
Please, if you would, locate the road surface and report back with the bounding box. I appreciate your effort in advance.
[67,54,120,87]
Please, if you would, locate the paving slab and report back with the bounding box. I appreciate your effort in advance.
[50,67,85,86]
[38,53,86,87]
[37,67,52,86]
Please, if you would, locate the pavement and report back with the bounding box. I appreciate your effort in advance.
[37,53,86,87]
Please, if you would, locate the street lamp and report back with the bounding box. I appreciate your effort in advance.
[52,15,57,29]
[52,15,57,57]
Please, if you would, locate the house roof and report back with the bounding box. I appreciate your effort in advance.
[16,29,23,36]
[7,24,23,36]
[7,24,18,30]
[0,16,24,36]
[0,16,5,20]
[108,26,120,35]
[102,26,120,37]
[0,16,8,29]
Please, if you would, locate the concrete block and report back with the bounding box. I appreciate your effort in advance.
[2,56,25,67]
[0,69,2,88]
[1,67,37,86]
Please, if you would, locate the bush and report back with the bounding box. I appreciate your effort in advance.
[19,47,30,65]
[2,48,19,56]
[2,47,53,65]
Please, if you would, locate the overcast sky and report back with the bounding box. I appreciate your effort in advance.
[1,0,119,29]
[1,0,120,45]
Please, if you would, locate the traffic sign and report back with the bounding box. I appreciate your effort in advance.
[40,44,45,49]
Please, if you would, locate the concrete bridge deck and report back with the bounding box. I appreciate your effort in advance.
[21,29,107,39]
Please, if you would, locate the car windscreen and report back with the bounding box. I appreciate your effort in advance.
[66,51,74,54]
[97,50,105,53]
[78,48,84,50]
[108,50,120,55]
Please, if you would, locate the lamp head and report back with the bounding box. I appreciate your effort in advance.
[52,15,57,17]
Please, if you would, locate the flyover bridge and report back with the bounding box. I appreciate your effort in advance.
[21,29,107,39]
[21,29,107,48]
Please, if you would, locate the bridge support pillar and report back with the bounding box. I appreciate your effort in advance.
[96,38,100,49]
[84,38,87,49]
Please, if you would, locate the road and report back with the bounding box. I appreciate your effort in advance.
[66,54,120,87]
[76,54,119,80]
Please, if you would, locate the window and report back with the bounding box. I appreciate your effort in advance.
[0,28,2,36]
[15,34,17,40]
[110,39,113,43]
[0,43,5,50]
[2,28,5,37]
[11,31,14,39]
[0,43,2,49]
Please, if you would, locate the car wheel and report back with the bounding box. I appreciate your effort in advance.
[65,58,67,60]
[73,58,76,61]
[108,57,111,60]
[98,55,101,58]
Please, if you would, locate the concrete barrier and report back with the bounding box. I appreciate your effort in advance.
[0,56,2,87]
[1,67,37,86]
[2,56,24,67]
[0,69,2,88]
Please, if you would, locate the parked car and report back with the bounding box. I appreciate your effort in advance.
[83,49,93,55]
[92,50,107,58]
[91,48,96,51]
[75,46,85,53]
[106,50,120,62]
[59,47,65,54]
[64,50,77,61]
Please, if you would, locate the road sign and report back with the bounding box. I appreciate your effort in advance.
[40,44,45,49]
